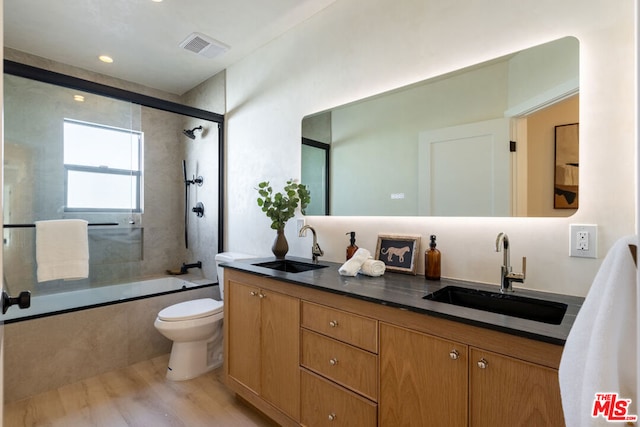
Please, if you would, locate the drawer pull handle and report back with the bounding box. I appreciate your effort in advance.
[328,413,337,421]
[329,358,338,366]
[329,320,339,328]
[477,358,488,369]
[449,350,459,360]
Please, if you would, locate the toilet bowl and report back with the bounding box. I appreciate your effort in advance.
[154,252,254,381]
[154,298,224,381]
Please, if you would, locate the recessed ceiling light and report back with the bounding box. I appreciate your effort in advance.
[73,95,85,102]
[151,0,163,2]
[99,55,113,63]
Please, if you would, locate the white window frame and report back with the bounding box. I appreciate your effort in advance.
[63,119,143,212]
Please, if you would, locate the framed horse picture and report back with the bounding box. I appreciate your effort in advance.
[375,234,421,275]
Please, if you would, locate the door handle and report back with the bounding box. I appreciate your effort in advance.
[2,290,31,314]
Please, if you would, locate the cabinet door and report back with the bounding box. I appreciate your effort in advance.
[227,280,261,394]
[261,289,300,421]
[380,323,467,427]
[469,348,565,427]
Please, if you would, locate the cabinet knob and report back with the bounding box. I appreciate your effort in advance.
[328,413,337,421]
[329,358,338,366]
[250,291,257,296]
[449,349,459,360]
[477,358,489,369]
[329,320,339,328]
[259,293,265,299]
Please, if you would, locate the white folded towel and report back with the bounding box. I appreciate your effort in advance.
[338,248,371,276]
[35,219,89,282]
[359,259,385,277]
[558,235,637,427]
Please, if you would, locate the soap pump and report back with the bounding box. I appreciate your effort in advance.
[346,231,359,260]
[425,235,441,280]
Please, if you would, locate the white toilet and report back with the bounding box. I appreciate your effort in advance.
[154,252,253,381]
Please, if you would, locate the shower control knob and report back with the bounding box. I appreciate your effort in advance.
[2,290,31,314]
[192,202,205,217]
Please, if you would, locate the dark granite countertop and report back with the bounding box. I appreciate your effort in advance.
[222,256,584,346]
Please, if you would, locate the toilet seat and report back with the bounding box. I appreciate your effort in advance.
[158,298,223,321]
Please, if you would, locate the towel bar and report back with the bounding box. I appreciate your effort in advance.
[3,222,118,229]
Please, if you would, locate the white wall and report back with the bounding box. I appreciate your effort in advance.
[225,0,636,297]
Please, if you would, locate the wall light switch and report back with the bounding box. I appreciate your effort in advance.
[570,224,597,258]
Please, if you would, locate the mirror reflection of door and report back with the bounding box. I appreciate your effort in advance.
[554,123,579,209]
[301,138,330,215]
[418,118,511,216]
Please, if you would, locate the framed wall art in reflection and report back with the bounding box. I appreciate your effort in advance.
[554,123,579,209]
[375,234,421,275]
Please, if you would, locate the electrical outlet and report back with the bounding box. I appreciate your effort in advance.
[570,224,597,258]
[576,231,589,250]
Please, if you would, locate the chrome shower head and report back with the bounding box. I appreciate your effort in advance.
[183,126,203,140]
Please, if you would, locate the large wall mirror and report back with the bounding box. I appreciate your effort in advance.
[302,36,579,217]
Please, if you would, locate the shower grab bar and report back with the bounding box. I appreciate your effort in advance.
[3,222,119,228]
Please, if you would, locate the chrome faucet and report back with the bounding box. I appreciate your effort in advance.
[298,225,324,263]
[495,232,526,293]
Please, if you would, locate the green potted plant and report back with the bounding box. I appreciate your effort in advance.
[256,179,311,259]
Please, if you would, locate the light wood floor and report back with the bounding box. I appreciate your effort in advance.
[4,355,279,427]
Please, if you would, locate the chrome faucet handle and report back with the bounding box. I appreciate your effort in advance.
[313,243,324,257]
[506,257,526,282]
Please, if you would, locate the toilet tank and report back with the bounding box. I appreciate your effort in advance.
[214,252,255,300]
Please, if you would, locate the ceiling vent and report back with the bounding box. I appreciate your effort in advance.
[179,32,229,59]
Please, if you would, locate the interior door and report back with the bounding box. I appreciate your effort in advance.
[418,118,512,216]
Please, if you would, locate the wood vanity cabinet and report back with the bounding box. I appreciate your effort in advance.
[225,274,301,425]
[380,323,468,426]
[380,323,565,427]
[469,348,564,426]
[300,301,379,426]
[224,268,566,427]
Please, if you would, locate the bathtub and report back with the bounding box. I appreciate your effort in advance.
[2,275,215,323]
[4,275,217,402]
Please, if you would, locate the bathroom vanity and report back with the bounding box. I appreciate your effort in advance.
[222,258,582,427]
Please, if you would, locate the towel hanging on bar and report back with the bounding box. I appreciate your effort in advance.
[35,219,90,282]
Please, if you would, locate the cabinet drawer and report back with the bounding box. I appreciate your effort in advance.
[301,329,378,401]
[301,301,378,353]
[301,369,377,427]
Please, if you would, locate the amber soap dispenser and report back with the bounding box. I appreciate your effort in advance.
[346,231,359,260]
[425,235,441,280]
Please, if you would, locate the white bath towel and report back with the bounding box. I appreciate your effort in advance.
[338,248,371,276]
[35,219,89,282]
[359,259,385,277]
[558,235,637,427]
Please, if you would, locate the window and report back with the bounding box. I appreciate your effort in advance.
[64,119,142,212]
